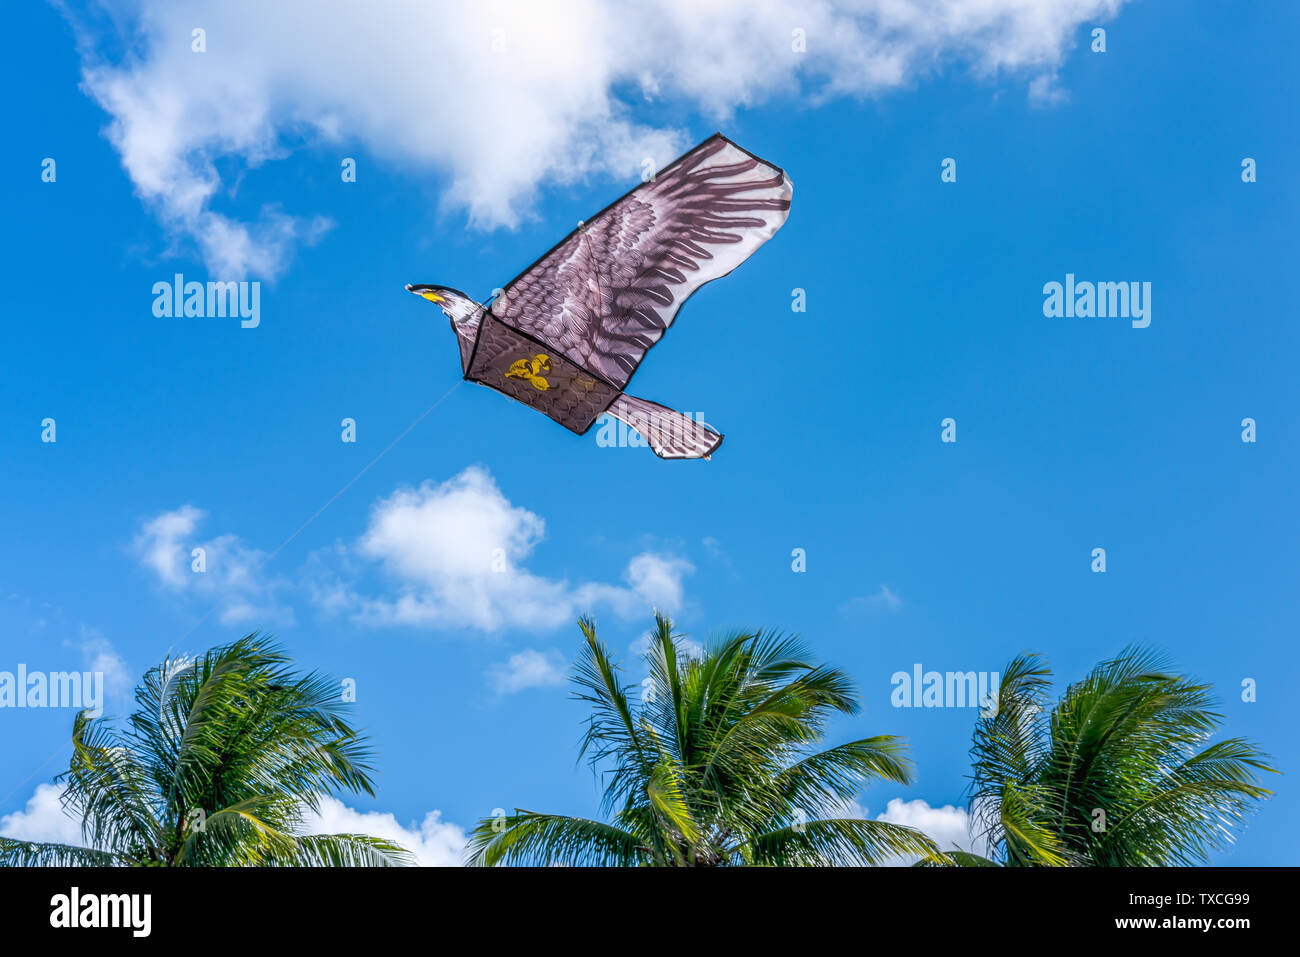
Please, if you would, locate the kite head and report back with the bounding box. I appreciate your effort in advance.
[405,284,480,324]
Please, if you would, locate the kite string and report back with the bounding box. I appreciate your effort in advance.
[0,380,464,814]
[167,377,465,647]
[0,743,69,814]
[260,378,464,568]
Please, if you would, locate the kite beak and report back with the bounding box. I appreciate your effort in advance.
[405,284,445,304]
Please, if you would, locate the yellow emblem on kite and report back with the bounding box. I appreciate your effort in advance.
[505,353,552,391]
[569,372,598,393]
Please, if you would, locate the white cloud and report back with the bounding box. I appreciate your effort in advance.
[67,0,1126,277]
[132,506,293,626]
[300,793,981,869]
[302,796,467,867]
[803,795,986,864]
[74,627,132,701]
[623,554,692,613]
[1028,72,1070,107]
[133,504,202,588]
[487,648,568,694]
[132,470,689,635]
[842,584,902,613]
[870,797,988,864]
[328,466,691,632]
[0,784,83,846]
[1,786,468,867]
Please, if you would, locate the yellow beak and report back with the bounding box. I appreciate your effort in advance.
[421,291,445,303]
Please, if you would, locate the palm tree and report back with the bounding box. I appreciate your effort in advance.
[468,614,941,866]
[0,634,411,866]
[956,647,1275,866]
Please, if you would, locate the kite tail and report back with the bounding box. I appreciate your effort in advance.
[608,395,724,460]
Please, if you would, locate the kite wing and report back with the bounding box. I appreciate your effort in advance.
[490,133,792,390]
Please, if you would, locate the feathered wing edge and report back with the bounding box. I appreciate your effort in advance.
[606,394,724,460]
[493,133,793,388]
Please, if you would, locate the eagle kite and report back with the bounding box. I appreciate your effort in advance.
[407,133,792,459]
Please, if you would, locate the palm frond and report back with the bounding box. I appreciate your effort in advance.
[746,817,942,866]
[465,811,643,867]
[774,736,916,814]
[281,833,414,867]
[0,838,122,867]
[12,633,403,868]
[915,849,1000,867]
[967,647,1274,866]
[475,614,938,867]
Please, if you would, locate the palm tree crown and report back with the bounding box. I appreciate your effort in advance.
[468,614,940,866]
[965,647,1275,866]
[0,634,411,866]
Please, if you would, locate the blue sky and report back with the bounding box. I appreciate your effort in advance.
[1,0,1296,864]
